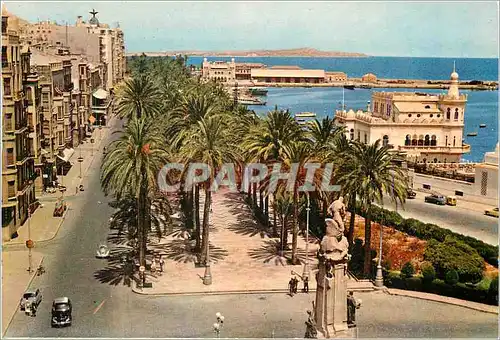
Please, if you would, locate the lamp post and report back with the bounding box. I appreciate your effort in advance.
[203,239,212,285]
[302,193,310,280]
[213,312,225,338]
[26,182,35,273]
[77,144,84,178]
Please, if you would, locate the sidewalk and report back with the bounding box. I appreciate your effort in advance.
[38,124,113,201]
[1,250,44,335]
[386,288,498,315]
[131,190,374,296]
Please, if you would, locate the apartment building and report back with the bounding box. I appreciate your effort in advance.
[2,8,37,241]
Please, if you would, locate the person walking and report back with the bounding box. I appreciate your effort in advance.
[288,277,295,296]
[151,258,157,274]
[159,257,165,273]
[303,276,309,293]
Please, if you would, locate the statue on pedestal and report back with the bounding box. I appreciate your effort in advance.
[304,310,318,338]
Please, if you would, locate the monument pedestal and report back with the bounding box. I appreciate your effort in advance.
[315,257,356,338]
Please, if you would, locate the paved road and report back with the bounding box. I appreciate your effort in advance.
[5,119,498,338]
[380,193,498,245]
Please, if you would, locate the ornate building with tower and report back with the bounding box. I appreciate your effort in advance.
[334,67,469,163]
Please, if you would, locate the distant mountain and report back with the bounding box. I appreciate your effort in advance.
[127,48,368,58]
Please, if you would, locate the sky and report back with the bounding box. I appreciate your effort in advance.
[5,1,499,58]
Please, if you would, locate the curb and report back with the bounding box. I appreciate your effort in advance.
[2,204,70,249]
[385,288,498,315]
[131,285,376,297]
[2,256,45,337]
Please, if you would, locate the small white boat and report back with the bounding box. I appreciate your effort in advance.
[479,124,487,128]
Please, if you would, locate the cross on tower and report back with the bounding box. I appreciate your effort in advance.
[90,9,98,17]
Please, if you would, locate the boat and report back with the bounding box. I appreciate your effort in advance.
[480,124,487,128]
[360,84,372,89]
[248,87,268,96]
[295,112,317,125]
[238,97,266,106]
[343,85,355,90]
[467,132,478,137]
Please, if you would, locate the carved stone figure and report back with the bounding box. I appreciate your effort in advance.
[304,310,318,338]
[320,219,349,262]
[327,196,346,234]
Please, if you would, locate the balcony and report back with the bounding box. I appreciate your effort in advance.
[398,144,470,155]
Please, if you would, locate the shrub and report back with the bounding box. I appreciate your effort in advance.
[445,269,459,285]
[401,261,415,278]
[424,237,484,283]
[421,262,436,283]
[488,275,498,305]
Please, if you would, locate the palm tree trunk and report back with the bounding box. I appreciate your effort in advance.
[272,194,277,237]
[252,183,257,208]
[348,196,356,247]
[280,214,287,255]
[137,181,148,267]
[201,187,212,265]
[264,194,269,227]
[363,206,372,277]
[195,184,201,252]
[322,198,328,218]
[291,186,299,265]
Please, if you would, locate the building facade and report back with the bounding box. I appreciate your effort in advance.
[334,69,469,163]
[326,71,347,82]
[2,8,37,241]
[251,68,326,84]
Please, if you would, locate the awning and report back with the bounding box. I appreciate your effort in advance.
[93,88,109,100]
[56,148,75,163]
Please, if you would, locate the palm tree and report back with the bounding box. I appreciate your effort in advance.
[179,115,238,266]
[101,117,169,267]
[115,76,162,120]
[337,140,408,276]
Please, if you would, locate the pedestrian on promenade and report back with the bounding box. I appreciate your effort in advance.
[159,257,165,273]
[151,258,157,274]
[288,277,295,296]
[303,276,309,293]
[293,277,299,294]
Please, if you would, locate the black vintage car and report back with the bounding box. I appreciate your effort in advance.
[51,297,72,327]
[406,188,417,199]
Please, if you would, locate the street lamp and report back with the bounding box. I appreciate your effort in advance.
[203,240,212,285]
[213,312,225,338]
[302,193,311,280]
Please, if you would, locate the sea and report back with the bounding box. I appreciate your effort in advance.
[188,56,499,162]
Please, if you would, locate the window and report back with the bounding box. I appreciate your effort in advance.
[405,134,411,146]
[6,148,14,165]
[417,114,421,118]
[349,129,354,141]
[364,133,367,144]
[437,114,440,118]
[357,131,360,141]
[2,16,7,34]
[58,131,64,146]
[4,113,12,130]
[454,108,459,120]
[445,136,448,146]
[408,114,412,117]
[431,135,437,146]
[386,104,391,116]
[446,108,451,119]
[453,136,456,147]
[425,105,430,109]
[2,46,7,67]
[382,135,389,147]
[430,114,433,118]
[412,134,418,146]
[8,181,15,198]
[418,135,424,146]
[3,77,11,96]
[424,135,430,146]
[374,102,378,113]
[57,106,63,120]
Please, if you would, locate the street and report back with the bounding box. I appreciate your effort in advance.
[380,193,498,245]
[4,119,498,338]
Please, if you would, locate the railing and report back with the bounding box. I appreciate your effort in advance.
[398,145,468,153]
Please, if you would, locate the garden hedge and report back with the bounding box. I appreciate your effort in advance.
[384,271,495,306]
[354,203,498,267]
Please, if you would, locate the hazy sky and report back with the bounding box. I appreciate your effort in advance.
[5,1,499,57]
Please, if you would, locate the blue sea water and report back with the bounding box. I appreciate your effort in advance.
[187,56,499,162]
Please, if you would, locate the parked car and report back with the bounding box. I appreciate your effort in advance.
[51,297,72,327]
[20,289,42,311]
[96,244,110,259]
[485,207,499,218]
[446,196,457,206]
[424,194,446,205]
[406,188,416,199]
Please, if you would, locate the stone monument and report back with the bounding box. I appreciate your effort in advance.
[314,197,357,338]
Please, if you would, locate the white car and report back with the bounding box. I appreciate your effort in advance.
[20,289,42,310]
[96,244,110,258]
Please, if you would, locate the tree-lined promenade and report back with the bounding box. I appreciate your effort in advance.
[101,54,410,283]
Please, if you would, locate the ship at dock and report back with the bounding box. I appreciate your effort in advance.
[248,87,268,96]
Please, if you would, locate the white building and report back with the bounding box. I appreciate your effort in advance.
[474,143,498,201]
[334,68,469,163]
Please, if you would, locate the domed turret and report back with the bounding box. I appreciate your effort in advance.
[447,62,460,99]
